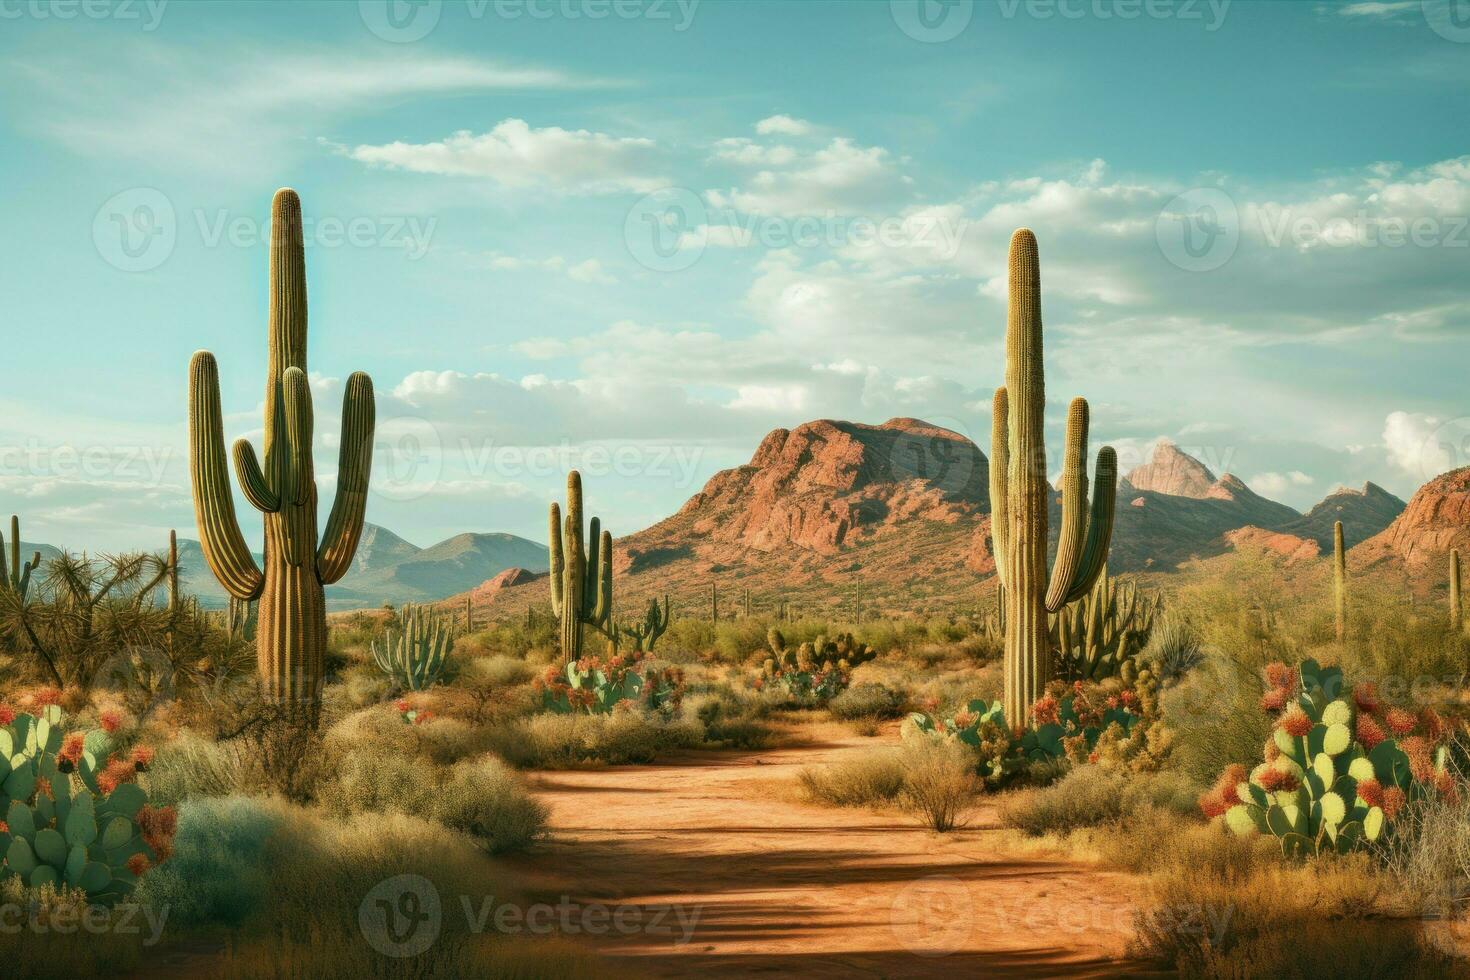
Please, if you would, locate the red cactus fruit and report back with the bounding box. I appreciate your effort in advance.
[1264,737,1281,762]
[126,854,149,877]
[1356,714,1386,750]
[1382,786,1407,820]
[132,746,155,772]
[1357,777,1384,809]
[1280,706,1312,738]
[99,709,123,733]
[394,698,411,713]
[1258,768,1286,791]
[136,805,177,863]
[58,732,85,766]
[1032,694,1060,727]
[1384,707,1417,736]
[1264,662,1296,691]
[1260,688,1288,713]
[97,757,138,795]
[31,687,62,708]
[1353,683,1379,715]
[1403,736,1434,783]
[0,704,13,726]
[1198,789,1231,819]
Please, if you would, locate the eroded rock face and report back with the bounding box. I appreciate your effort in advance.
[672,418,988,555]
[1353,467,1470,570]
[1125,439,1218,498]
[471,566,543,598]
[1278,482,1406,552]
[1224,526,1321,565]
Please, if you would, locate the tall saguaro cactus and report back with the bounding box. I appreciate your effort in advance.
[989,229,1117,728]
[1451,548,1462,633]
[188,188,376,710]
[1333,521,1347,643]
[0,515,41,600]
[549,470,612,662]
[167,529,180,612]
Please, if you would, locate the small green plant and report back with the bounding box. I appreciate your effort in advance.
[535,652,684,715]
[372,604,453,691]
[759,628,876,703]
[0,694,175,904]
[1199,658,1455,857]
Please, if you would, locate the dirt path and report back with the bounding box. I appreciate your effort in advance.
[503,723,1156,977]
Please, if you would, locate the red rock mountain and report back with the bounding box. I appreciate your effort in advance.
[1352,467,1470,572]
[1280,482,1406,552]
[1125,439,1219,498]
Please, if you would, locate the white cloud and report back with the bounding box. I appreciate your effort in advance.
[487,253,616,284]
[349,119,666,194]
[567,259,617,285]
[707,137,904,215]
[755,115,812,136]
[1248,470,1315,497]
[1335,1,1417,17]
[1383,410,1451,478]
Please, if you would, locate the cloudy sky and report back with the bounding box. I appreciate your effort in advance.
[1,0,1468,552]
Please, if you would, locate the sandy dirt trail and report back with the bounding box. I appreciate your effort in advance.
[504,723,1156,978]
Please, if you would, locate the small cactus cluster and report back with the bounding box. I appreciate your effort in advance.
[620,595,669,653]
[372,604,454,691]
[0,696,174,904]
[1200,658,1454,857]
[0,514,41,601]
[549,471,613,662]
[760,628,877,702]
[535,651,684,715]
[905,677,1146,784]
[1049,566,1158,682]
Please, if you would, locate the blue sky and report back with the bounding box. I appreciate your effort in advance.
[1,0,1468,552]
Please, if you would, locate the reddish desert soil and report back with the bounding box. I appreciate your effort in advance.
[503,722,1156,978]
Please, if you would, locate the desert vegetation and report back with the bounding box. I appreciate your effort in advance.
[2,195,1468,980]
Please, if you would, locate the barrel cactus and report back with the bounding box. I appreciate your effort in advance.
[188,189,376,712]
[990,229,1117,727]
[0,699,173,904]
[372,604,454,691]
[1204,658,1453,857]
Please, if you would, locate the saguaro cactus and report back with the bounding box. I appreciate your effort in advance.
[166,529,180,612]
[1451,548,1462,633]
[549,470,612,661]
[989,229,1117,728]
[622,594,670,652]
[1334,521,1347,643]
[0,515,41,600]
[710,582,719,622]
[188,188,376,710]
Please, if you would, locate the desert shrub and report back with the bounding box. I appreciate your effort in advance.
[687,690,781,749]
[829,683,906,722]
[136,795,283,928]
[662,617,717,661]
[489,711,703,769]
[798,749,908,807]
[145,730,242,805]
[1001,766,1198,837]
[0,879,148,978]
[321,744,547,853]
[337,663,393,708]
[901,739,979,832]
[1162,654,1269,787]
[712,618,770,663]
[417,716,501,766]
[1145,610,1204,683]
[460,654,535,689]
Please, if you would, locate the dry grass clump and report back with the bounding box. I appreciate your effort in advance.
[1000,766,1197,839]
[487,711,704,769]
[798,741,979,832]
[798,748,908,807]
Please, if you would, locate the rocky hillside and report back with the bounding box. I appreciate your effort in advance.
[1280,482,1406,551]
[1352,466,1470,574]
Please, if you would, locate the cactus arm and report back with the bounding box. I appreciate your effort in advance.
[561,511,585,660]
[281,367,314,509]
[232,439,279,513]
[188,351,264,600]
[1045,398,1091,613]
[584,516,602,620]
[989,387,1010,590]
[548,502,565,617]
[317,372,376,585]
[1063,446,1117,605]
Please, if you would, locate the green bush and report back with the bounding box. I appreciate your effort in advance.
[489,711,704,768]
[136,795,283,928]
[829,683,906,721]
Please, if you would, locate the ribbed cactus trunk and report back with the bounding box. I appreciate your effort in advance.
[188,189,376,715]
[710,582,719,622]
[167,529,179,612]
[1333,521,1346,643]
[549,470,612,663]
[1451,548,1462,633]
[990,230,1117,729]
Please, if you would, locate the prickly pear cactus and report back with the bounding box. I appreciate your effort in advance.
[760,631,876,703]
[0,698,173,904]
[1204,658,1453,857]
[536,652,683,715]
